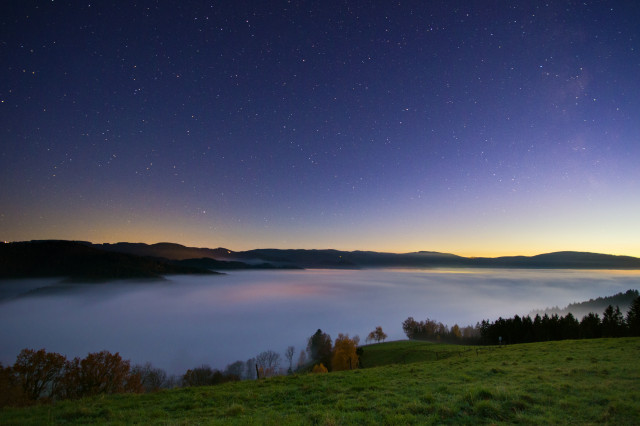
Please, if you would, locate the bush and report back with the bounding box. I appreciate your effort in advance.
[312,363,328,374]
[0,364,28,407]
[1,348,143,406]
[13,348,66,401]
[57,350,143,399]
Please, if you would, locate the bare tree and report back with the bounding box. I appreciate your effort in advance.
[285,346,295,374]
[297,350,307,369]
[131,362,166,392]
[223,361,244,380]
[255,350,281,378]
[163,374,180,389]
[245,358,256,380]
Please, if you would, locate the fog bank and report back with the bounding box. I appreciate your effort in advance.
[1,268,638,374]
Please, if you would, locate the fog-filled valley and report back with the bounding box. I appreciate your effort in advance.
[1,269,638,375]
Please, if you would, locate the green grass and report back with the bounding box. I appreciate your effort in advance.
[360,339,474,367]
[2,338,639,424]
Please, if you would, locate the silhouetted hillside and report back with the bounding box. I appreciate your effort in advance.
[91,242,234,261]
[8,241,640,271]
[227,249,640,269]
[471,251,640,269]
[90,243,303,269]
[228,249,470,268]
[0,241,217,281]
[172,258,303,270]
[530,289,640,318]
[91,243,640,270]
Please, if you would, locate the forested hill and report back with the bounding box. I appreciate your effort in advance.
[89,242,640,270]
[90,243,301,270]
[530,289,640,318]
[3,241,639,278]
[92,242,233,261]
[0,240,217,281]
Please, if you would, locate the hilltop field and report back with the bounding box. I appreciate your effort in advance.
[1,338,639,424]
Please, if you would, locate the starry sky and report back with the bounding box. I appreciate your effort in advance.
[1,1,639,257]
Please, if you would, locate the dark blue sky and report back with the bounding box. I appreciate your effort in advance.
[2,1,639,256]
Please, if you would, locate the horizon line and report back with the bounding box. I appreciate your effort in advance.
[5,239,639,260]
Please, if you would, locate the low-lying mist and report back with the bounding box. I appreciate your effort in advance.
[1,268,638,375]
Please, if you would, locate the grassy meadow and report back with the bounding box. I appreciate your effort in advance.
[1,338,639,424]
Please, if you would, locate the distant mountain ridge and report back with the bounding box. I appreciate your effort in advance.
[0,240,218,281]
[3,241,639,281]
[92,242,233,261]
[87,242,640,270]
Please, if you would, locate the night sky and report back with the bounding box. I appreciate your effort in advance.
[2,1,639,257]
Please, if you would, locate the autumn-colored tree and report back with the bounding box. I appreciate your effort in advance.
[311,363,328,373]
[56,357,80,399]
[12,348,66,401]
[57,351,142,399]
[331,333,359,371]
[403,317,449,340]
[367,326,388,343]
[0,364,28,407]
[450,324,462,339]
[402,317,419,339]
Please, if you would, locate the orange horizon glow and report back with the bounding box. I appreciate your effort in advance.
[4,234,639,260]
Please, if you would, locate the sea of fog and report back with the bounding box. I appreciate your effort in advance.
[1,268,639,375]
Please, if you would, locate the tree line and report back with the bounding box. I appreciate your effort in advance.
[6,292,639,408]
[529,289,639,319]
[402,317,480,343]
[402,295,640,345]
[479,297,640,345]
[0,349,142,407]
[0,325,382,407]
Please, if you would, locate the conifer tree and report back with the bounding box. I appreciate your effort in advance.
[626,296,640,336]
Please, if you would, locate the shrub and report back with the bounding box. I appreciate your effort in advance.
[312,363,328,374]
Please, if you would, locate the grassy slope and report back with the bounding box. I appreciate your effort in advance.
[2,338,639,425]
